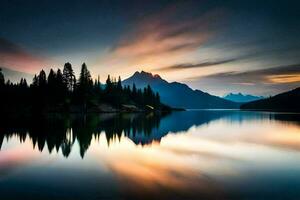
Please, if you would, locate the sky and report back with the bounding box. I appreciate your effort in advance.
[0,0,300,96]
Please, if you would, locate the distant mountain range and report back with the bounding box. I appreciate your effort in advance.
[241,87,300,112]
[1,67,33,83]
[224,93,264,103]
[123,71,238,109]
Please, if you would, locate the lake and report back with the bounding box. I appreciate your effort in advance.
[1,110,300,200]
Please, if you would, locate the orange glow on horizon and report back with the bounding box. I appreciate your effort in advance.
[267,74,300,83]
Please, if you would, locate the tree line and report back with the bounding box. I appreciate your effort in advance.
[0,63,164,114]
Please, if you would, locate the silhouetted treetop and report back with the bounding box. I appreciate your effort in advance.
[0,68,5,86]
[63,62,76,91]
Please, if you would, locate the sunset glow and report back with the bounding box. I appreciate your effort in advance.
[0,1,300,199]
[0,1,299,95]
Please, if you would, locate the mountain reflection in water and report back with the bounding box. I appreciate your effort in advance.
[1,110,300,200]
[0,111,232,156]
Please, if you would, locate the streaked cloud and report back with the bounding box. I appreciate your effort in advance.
[184,63,300,96]
[0,38,48,73]
[267,74,300,84]
[190,63,300,84]
[96,4,227,78]
[112,7,223,57]
[155,58,237,72]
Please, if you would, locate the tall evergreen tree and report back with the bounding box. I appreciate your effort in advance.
[76,63,93,109]
[38,70,47,88]
[56,69,66,92]
[105,75,112,92]
[132,83,137,97]
[47,69,57,87]
[0,68,4,86]
[20,78,28,88]
[79,63,92,88]
[63,62,76,91]
[56,69,64,84]
[117,76,122,91]
[32,75,38,88]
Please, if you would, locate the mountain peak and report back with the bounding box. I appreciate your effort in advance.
[133,71,162,80]
[123,71,167,88]
[123,71,238,109]
[223,92,263,103]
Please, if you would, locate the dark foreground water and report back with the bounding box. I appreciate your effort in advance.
[1,110,300,200]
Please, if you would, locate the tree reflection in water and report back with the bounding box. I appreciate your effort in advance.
[1,110,299,158]
[0,113,168,158]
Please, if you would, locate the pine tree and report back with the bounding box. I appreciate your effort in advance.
[38,70,47,88]
[32,75,38,88]
[77,63,93,110]
[56,69,64,87]
[20,78,28,88]
[132,83,137,98]
[0,68,5,86]
[48,69,57,87]
[105,75,113,92]
[63,62,76,91]
[117,76,122,91]
[79,63,92,88]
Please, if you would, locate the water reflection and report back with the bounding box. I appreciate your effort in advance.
[1,111,300,157]
[0,113,168,158]
[1,110,300,200]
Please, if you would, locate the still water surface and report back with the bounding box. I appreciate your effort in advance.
[1,110,300,200]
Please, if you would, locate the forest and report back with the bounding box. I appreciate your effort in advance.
[0,63,170,115]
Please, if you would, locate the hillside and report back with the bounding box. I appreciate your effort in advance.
[240,87,300,112]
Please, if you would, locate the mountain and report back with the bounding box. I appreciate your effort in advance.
[123,71,238,109]
[240,87,300,112]
[224,93,264,103]
[1,67,33,83]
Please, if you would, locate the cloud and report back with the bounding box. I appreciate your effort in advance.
[190,63,300,84]
[155,58,237,72]
[96,4,227,76]
[0,38,47,73]
[114,8,225,57]
[183,63,300,96]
